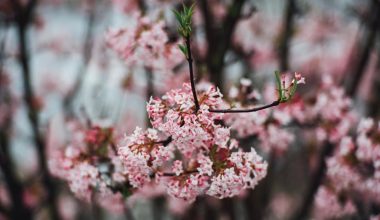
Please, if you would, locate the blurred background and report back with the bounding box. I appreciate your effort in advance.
[1,0,380,219]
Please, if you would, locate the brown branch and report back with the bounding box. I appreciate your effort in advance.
[367,46,380,117]
[209,100,280,113]
[185,35,200,113]
[0,129,33,220]
[161,170,197,177]
[110,141,118,155]
[0,24,32,220]
[200,0,246,90]
[343,0,380,97]
[278,0,297,72]
[191,3,281,114]
[11,1,61,219]
[0,105,32,220]
[199,0,213,44]
[137,0,147,15]
[154,136,172,146]
[145,68,154,127]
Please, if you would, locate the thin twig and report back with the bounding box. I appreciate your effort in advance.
[145,68,154,127]
[161,170,197,177]
[209,100,280,113]
[154,136,172,146]
[185,35,200,113]
[185,28,281,114]
[110,141,118,155]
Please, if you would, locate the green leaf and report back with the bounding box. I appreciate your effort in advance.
[288,78,298,101]
[274,71,283,101]
[189,3,196,16]
[172,2,196,38]
[173,9,182,23]
[178,44,188,58]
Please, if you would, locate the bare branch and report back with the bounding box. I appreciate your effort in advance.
[185,35,200,113]
[209,100,280,113]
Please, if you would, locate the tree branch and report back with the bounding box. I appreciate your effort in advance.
[12,1,61,219]
[209,100,280,113]
[0,5,32,220]
[161,170,197,177]
[154,136,172,146]
[185,35,200,113]
[0,108,32,220]
[344,0,380,97]
[200,0,246,90]
[278,0,296,72]
[291,142,334,220]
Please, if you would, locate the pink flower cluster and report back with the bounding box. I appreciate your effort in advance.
[117,83,268,202]
[147,83,227,156]
[118,127,174,188]
[305,76,356,143]
[48,122,126,213]
[313,118,380,218]
[106,15,183,74]
[313,186,356,220]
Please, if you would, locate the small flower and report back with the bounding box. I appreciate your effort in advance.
[294,72,305,84]
[172,160,184,176]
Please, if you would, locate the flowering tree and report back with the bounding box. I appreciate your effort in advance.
[51,2,303,212]
[1,0,380,220]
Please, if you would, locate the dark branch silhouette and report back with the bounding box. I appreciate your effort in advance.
[344,0,380,97]
[9,0,61,219]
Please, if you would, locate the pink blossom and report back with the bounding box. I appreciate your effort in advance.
[197,154,213,176]
[313,186,356,219]
[118,127,173,188]
[166,174,209,202]
[172,160,184,176]
[106,15,183,74]
[294,72,306,84]
[147,83,226,157]
[207,148,267,199]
